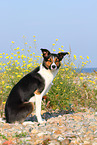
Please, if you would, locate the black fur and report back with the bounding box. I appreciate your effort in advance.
[5,66,45,123]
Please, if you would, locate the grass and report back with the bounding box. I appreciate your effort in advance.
[0,36,97,118]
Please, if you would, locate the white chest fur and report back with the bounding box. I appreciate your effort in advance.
[29,65,59,123]
[38,65,58,95]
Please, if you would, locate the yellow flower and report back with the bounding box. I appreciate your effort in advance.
[25,42,27,44]
[17,62,20,64]
[60,82,63,84]
[74,55,77,60]
[70,62,75,66]
[52,43,55,46]
[16,47,19,50]
[6,56,9,59]
[16,67,19,69]
[6,86,11,89]
[33,39,36,41]
[10,57,13,59]
[80,77,83,80]
[81,73,84,76]
[17,75,21,78]
[2,81,4,85]
[53,49,56,51]
[7,61,11,65]
[61,45,64,48]
[59,48,64,51]
[0,56,2,58]
[0,91,3,94]
[88,80,92,83]
[27,63,32,68]
[21,54,25,59]
[56,39,58,41]
[80,56,83,59]
[65,68,68,71]
[3,102,6,105]
[11,41,15,44]
[92,81,95,84]
[18,56,20,58]
[17,51,20,54]
[87,56,89,59]
[22,49,24,51]
[33,35,35,38]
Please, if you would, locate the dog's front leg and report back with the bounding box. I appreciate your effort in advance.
[35,94,44,123]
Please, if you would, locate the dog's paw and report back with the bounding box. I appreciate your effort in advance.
[22,121,34,125]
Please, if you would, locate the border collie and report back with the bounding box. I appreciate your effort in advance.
[5,48,68,123]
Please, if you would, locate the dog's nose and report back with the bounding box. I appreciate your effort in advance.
[52,65,56,69]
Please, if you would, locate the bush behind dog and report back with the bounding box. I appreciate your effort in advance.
[0,37,97,117]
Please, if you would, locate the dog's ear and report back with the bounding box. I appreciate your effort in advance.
[41,48,51,58]
[58,52,69,61]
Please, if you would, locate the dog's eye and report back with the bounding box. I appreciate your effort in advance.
[56,58,59,62]
[48,59,52,62]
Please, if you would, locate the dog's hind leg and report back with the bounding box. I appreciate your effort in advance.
[5,102,34,123]
[17,102,34,123]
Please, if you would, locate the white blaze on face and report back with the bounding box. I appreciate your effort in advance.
[51,56,57,70]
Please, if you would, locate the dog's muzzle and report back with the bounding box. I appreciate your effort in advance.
[51,64,57,70]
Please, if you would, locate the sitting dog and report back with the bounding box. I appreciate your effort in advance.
[5,48,68,123]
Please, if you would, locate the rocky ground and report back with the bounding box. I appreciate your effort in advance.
[0,109,97,145]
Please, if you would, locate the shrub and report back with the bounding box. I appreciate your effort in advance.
[0,36,97,117]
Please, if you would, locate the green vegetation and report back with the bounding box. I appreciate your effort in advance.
[0,36,97,117]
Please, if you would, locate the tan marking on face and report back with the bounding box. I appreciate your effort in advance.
[44,57,53,69]
[54,57,60,67]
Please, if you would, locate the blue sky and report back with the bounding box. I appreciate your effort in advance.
[0,0,97,67]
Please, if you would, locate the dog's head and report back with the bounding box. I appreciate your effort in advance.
[41,48,69,70]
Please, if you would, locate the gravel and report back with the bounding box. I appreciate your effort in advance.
[0,109,97,145]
